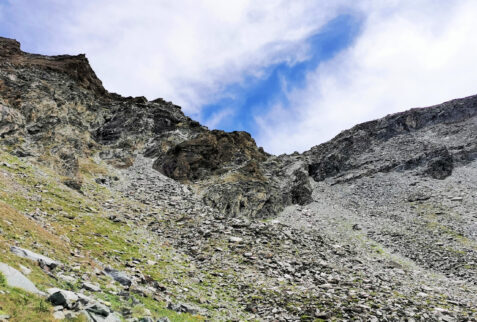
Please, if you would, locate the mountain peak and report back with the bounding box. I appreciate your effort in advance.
[0,37,106,95]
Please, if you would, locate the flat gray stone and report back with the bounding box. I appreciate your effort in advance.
[82,282,101,292]
[104,267,132,287]
[0,263,42,295]
[10,246,61,269]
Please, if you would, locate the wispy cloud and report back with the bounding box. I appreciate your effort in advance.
[2,1,477,155]
[0,0,349,114]
[204,107,235,130]
[255,0,477,154]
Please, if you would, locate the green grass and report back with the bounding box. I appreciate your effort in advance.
[0,151,208,321]
[0,284,54,321]
[0,272,6,287]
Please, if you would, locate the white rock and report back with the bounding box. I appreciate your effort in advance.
[229,236,243,243]
[53,310,65,320]
[19,264,31,275]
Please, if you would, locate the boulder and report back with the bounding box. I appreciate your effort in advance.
[47,288,79,309]
[0,263,43,295]
[104,267,132,287]
[82,282,101,292]
[10,246,61,269]
[85,302,110,317]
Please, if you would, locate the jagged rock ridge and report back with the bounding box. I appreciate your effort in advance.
[3,36,477,219]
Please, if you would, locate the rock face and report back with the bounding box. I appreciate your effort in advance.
[155,130,267,182]
[305,96,477,184]
[0,36,310,218]
[0,37,105,95]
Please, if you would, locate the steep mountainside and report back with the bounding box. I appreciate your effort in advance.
[1,36,477,321]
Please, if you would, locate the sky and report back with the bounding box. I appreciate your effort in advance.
[1,1,477,154]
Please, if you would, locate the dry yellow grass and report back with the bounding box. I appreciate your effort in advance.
[0,202,65,248]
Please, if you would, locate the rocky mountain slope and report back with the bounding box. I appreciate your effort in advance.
[0,36,477,321]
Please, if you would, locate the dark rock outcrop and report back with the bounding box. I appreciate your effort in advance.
[155,130,267,181]
[306,95,477,183]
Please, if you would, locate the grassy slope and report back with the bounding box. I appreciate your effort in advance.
[0,150,204,321]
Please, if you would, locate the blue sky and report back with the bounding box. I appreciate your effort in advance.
[2,1,477,154]
[200,14,361,135]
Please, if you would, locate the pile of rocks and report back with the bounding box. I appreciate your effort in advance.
[47,288,120,321]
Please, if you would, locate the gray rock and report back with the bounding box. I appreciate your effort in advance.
[104,313,123,322]
[82,282,101,292]
[52,311,65,320]
[229,236,243,243]
[137,317,154,322]
[47,288,79,309]
[83,310,121,322]
[156,318,171,322]
[0,263,43,295]
[166,302,200,314]
[57,273,77,284]
[0,314,11,321]
[85,302,110,317]
[104,267,132,286]
[10,246,61,269]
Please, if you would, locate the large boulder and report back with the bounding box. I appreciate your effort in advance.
[0,263,43,295]
[47,288,80,309]
[10,246,61,269]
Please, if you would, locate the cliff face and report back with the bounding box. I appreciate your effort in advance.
[1,37,477,321]
[0,37,105,95]
[0,36,310,218]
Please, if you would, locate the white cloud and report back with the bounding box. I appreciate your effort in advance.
[4,0,350,116]
[256,0,477,154]
[4,1,477,155]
